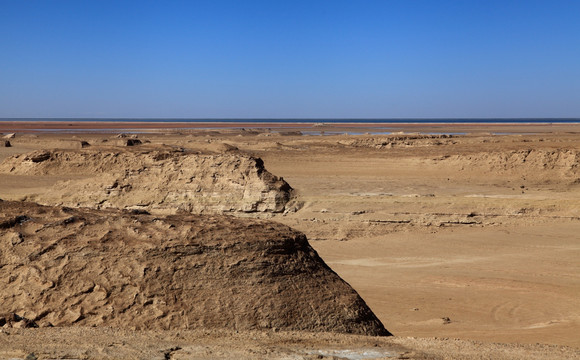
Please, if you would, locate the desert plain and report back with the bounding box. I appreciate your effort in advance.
[0,121,579,359]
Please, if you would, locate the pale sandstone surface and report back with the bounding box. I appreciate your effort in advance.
[0,146,292,214]
[1,127,580,358]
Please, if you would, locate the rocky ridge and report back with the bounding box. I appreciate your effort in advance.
[432,149,580,183]
[0,200,390,336]
[338,134,456,149]
[0,148,293,214]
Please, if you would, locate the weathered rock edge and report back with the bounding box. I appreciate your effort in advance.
[0,200,390,336]
[0,148,293,213]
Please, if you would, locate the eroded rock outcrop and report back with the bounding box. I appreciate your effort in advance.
[432,149,580,182]
[0,313,38,328]
[0,148,293,214]
[338,134,456,149]
[0,200,390,336]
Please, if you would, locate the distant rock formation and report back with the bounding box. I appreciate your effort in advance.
[0,201,390,336]
[338,134,456,149]
[0,148,293,214]
[432,149,580,183]
[119,138,142,146]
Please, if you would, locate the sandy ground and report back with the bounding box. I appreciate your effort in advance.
[1,123,579,359]
[255,131,580,348]
[1,327,578,360]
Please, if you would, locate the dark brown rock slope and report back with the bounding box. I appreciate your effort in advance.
[0,200,390,336]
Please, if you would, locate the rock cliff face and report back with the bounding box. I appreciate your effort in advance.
[0,148,292,214]
[0,201,390,336]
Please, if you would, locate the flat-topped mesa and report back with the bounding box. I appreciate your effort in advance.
[0,201,391,336]
[0,148,293,214]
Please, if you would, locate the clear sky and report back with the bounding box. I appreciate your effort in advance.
[1,0,579,118]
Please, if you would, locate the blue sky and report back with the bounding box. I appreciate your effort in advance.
[1,0,579,118]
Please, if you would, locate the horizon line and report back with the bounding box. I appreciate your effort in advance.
[1,117,580,121]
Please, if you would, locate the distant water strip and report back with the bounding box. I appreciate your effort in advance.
[1,118,580,124]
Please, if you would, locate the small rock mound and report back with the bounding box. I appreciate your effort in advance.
[120,138,142,146]
[0,201,390,336]
[25,150,52,163]
[215,142,238,152]
[0,148,293,214]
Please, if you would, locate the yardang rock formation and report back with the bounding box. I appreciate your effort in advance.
[0,147,293,214]
[0,200,390,336]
